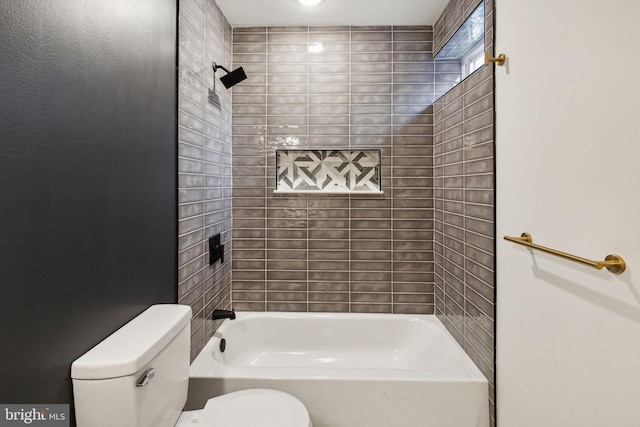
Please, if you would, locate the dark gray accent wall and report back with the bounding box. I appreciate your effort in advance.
[178,0,233,360]
[0,0,177,407]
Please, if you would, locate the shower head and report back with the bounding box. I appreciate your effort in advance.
[220,67,247,89]
[213,63,247,89]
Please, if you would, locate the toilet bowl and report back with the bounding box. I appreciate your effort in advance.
[71,305,311,427]
[176,389,310,427]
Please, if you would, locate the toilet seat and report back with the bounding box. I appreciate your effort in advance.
[178,389,311,427]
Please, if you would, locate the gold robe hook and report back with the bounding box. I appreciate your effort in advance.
[484,51,506,66]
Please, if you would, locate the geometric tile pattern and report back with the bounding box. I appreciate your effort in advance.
[276,150,381,193]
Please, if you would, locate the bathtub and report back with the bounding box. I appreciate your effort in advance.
[186,312,489,427]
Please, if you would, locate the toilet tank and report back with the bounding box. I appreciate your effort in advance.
[72,305,192,427]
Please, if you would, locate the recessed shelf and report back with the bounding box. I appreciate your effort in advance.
[273,190,384,195]
[276,149,381,194]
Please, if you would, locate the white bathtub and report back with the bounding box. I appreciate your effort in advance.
[187,312,489,427]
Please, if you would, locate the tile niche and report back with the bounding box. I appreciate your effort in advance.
[275,149,382,194]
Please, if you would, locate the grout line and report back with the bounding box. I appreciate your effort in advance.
[306,26,310,312]
[348,25,352,313]
[390,27,395,313]
[263,27,268,311]
[201,0,209,320]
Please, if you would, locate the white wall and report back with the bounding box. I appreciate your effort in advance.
[496,1,640,426]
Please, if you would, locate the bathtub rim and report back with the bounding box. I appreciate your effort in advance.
[190,312,488,383]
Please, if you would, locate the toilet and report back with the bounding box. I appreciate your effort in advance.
[71,304,311,427]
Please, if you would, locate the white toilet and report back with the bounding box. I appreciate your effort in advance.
[71,304,311,427]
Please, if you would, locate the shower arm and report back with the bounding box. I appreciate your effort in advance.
[213,62,231,75]
[212,63,231,92]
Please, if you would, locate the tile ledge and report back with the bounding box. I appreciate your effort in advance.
[273,190,384,195]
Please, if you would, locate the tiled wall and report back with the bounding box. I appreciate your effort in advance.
[181,3,495,422]
[434,0,487,56]
[433,0,495,425]
[231,26,442,314]
[178,0,234,359]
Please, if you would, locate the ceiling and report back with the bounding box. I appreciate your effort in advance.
[215,0,450,27]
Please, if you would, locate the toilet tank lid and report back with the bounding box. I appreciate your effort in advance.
[71,304,192,380]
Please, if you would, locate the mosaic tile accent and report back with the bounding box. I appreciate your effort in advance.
[276,150,381,193]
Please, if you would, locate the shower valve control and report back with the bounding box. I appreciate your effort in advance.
[209,234,224,265]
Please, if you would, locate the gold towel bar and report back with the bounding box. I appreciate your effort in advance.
[503,233,626,274]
